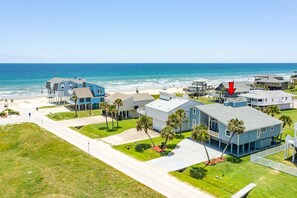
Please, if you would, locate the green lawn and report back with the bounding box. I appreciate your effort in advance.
[192,97,215,105]
[171,156,297,198]
[71,119,138,139]
[284,88,297,99]
[47,109,102,121]
[38,105,57,109]
[265,151,297,168]
[113,132,192,161]
[275,108,297,139]
[0,123,163,197]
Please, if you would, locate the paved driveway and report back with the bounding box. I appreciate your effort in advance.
[57,116,111,127]
[147,139,222,171]
[101,128,160,145]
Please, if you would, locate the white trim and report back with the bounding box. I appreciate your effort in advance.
[260,127,267,133]
[270,126,274,131]
[193,108,196,115]
[225,130,231,137]
[257,130,260,138]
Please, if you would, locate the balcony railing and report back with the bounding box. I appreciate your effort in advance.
[208,130,219,138]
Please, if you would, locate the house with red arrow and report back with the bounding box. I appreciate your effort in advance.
[189,98,282,157]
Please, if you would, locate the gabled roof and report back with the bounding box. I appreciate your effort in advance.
[146,98,198,112]
[48,77,86,84]
[216,81,251,93]
[106,92,132,102]
[131,93,154,102]
[255,75,289,83]
[73,88,93,98]
[195,104,281,132]
[239,90,295,99]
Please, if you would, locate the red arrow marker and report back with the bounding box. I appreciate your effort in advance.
[227,82,236,95]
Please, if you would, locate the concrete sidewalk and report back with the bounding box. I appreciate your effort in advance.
[57,116,111,127]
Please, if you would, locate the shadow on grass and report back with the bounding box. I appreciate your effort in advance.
[166,144,179,150]
[98,126,122,132]
[190,167,207,180]
[135,144,151,153]
[226,156,242,164]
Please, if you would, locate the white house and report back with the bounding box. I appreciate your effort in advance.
[239,90,295,110]
[143,92,200,131]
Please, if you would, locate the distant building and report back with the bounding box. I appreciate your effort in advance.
[290,71,297,83]
[189,98,282,157]
[185,80,208,96]
[211,81,251,102]
[142,91,201,131]
[254,74,289,90]
[105,92,154,119]
[239,90,295,110]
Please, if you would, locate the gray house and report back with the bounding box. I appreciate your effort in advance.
[254,74,289,90]
[189,98,282,157]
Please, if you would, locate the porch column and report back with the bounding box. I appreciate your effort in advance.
[208,138,211,145]
[78,104,80,111]
[243,144,245,154]
[230,143,233,154]
[248,142,251,153]
[237,145,240,156]
[219,139,221,149]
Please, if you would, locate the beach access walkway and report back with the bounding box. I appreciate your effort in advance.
[0,105,212,198]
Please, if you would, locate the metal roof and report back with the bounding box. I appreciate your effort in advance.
[239,90,295,99]
[146,98,198,112]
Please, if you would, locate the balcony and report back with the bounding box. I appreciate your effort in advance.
[208,130,219,138]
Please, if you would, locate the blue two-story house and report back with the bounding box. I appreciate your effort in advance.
[189,98,282,157]
[71,83,105,110]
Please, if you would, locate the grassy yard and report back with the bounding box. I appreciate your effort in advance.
[47,109,102,121]
[192,96,215,105]
[275,108,297,139]
[113,132,192,161]
[171,156,297,198]
[71,119,138,139]
[284,88,297,97]
[0,123,163,197]
[265,151,297,168]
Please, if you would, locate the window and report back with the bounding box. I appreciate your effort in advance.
[86,98,91,102]
[98,89,102,93]
[270,126,274,131]
[69,83,73,89]
[79,98,84,102]
[285,97,288,100]
[225,130,231,137]
[61,83,65,89]
[192,119,196,127]
[272,98,274,102]
[265,99,267,102]
[257,130,260,138]
[260,127,267,133]
[193,109,196,115]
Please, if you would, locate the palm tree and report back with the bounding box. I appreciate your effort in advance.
[176,109,186,137]
[100,102,110,129]
[192,124,211,165]
[109,105,117,129]
[72,95,78,117]
[114,98,123,127]
[160,126,175,149]
[264,105,280,117]
[279,115,293,128]
[221,118,245,158]
[166,113,179,129]
[136,116,155,146]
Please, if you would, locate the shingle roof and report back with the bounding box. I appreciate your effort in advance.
[196,104,281,132]
[255,75,288,83]
[131,93,154,102]
[48,77,86,84]
[216,81,251,93]
[106,92,132,102]
[239,90,295,99]
[73,88,93,98]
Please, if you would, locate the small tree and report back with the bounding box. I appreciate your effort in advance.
[264,105,280,117]
[279,115,293,128]
[136,116,155,146]
[100,102,110,129]
[160,126,175,149]
[114,98,123,127]
[192,124,210,165]
[166,113,179,130]
[221,118,245,158]
[176,109,186,137]
[109,105,117,129]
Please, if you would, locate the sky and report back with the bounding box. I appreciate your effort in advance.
[0,0,297,63]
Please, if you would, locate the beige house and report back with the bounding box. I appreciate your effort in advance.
[105,92,154,119]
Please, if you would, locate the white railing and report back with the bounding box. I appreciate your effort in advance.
[250,145,297,177]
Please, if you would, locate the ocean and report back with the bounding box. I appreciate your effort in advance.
[0,63,296,97]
